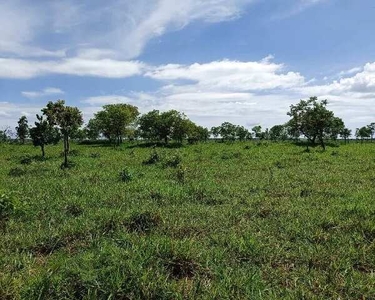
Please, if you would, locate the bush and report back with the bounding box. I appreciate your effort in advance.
[176,165,187,184]
[0,193,14,219]
[143,150,160,165]
[120,168,134,182]
[20,156,33,165]
[163,154,181,168]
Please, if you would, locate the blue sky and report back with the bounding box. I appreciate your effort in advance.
[1,0,375,131]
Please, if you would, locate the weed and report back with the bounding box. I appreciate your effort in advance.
[163,154,181,168]
[126,212,161,233]
[9,167,26,177]
[119,168,134,182]
[143,150,160,165]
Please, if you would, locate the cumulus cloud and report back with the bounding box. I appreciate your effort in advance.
[146,58,306,92]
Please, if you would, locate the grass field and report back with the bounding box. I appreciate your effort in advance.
[1,141,375,299]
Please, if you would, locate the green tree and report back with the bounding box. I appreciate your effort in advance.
[29,115,60,157]
[210,126,220,140]
[42,100,83,167]
[340,128,352,144]
[85,118,101,140]
[235,125,250,141]
[219,122,237,141]
[287,97,345,150]
[138,110,191,144]
[16,116,29,144]
[269,125,288,141]
[0,127,11,142]
[367,122,375,142]
[356,126,371,143]
[92,104,139,146]
[187,122,210,144]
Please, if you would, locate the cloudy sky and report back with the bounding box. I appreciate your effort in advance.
[1,0,375,131]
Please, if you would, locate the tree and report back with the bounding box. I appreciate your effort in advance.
[210,126,220,140]
[269,125,288,141]
[85,118,101,140]
[92,104,139,146]
[138,110,191,144]
[356,126,371,143]
[287,97,345,150]
[367,123,375,142]
[219,122,237,141]
[340,128,352,144]
[42,100,83,167]
[235,125,251,141]
[29,115,60,157]
[0,127,11,142]
[16,116,29,144]
[187,123,210,144]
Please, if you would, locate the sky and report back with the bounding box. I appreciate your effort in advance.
[1,0,375,132]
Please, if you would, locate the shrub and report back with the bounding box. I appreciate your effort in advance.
[143,150,160,165]
[20,156,32,165]
[163,154,181,168]
[176,165,187,184]
[119,168,133,182]
[0,193,15,219]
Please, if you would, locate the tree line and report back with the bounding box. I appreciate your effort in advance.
[3,97,374,166]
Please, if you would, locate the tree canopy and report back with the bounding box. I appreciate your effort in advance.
[16,116,29,144]
[92,104,139,145]
[287,97,345,149]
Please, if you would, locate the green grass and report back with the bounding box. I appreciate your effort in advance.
[1,141,375,299]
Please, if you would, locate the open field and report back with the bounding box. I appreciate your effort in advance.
[1,141,375,299]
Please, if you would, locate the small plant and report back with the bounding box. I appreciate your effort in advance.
[60,161,76,169]
[162,251,201,280]
[143,150,160,165]
[176,165,187,184]
[163,154,181,168]
[119,168,133,182]
[0,193,14,219]
[9,167,26,177]
[300,189,312,197]
[126,211,161,233]
[20,156,33,165]
[244,145,251,150]
[65,204,83,217]
[89,152,101,158]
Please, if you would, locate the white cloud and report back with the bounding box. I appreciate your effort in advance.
[272,0,328,20]
[0,0,254,60]
[82,95,134,105]
[0,58,146,79]
[0,101,41,128]
[117,0,254,58]
[21,87,64,99]
[146,58,306,92]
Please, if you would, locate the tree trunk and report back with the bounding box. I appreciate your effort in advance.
[319,138,326,150]
[164,136,168,144]
[41,145,45,157]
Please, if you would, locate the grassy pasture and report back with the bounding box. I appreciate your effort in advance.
[1,141,375,299]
